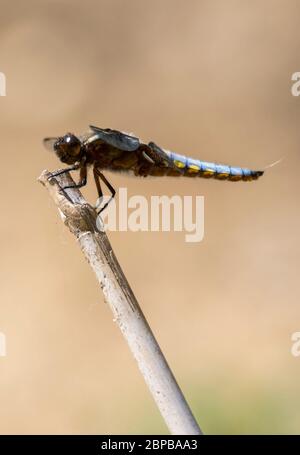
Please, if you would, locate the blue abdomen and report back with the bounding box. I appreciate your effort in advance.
[167,151,263,181]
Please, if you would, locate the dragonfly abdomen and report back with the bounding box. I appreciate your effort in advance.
[167,151,264,181]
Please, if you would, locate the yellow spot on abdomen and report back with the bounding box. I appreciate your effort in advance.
[174,160,185,169]
[202,169,215,176]
[187,164,200,173]
[215,172,229,179]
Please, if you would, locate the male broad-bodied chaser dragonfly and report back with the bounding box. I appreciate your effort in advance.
[44,125,264,212]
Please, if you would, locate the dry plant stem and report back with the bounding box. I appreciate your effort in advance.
[38,169,202,436]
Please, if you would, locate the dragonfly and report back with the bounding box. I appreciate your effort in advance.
[44,125,264,212]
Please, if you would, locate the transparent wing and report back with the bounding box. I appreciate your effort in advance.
[89,125,140,152]
[43,137,58,152]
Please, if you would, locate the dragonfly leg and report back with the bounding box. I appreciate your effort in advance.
[49,162,81,178]
[48,163,85,201]
[93,167,116,214]
[93,167,103,199]
[93,167,103,210]
[62,166,87,190]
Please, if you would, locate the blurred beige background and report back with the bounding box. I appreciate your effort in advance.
[0,0,300,434]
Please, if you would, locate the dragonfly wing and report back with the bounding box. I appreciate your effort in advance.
[43,137,58,152]
[89,125,140,152]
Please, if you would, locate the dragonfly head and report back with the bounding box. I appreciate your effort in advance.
[44,133,83,164]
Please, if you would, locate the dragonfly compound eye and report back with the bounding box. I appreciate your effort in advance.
[63,134,82,156]
[54,134,82,164]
